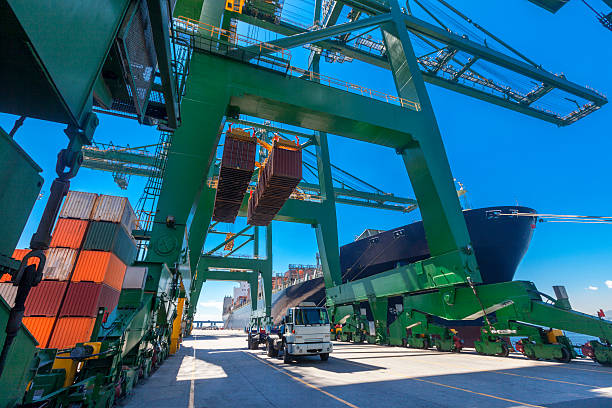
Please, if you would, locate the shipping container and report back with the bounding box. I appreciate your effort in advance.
[60,282,120,317]
[122,266,148,289]
[48,317,96,349]
[72,251,127,291]
[24,281,68,316]
[0,283,17,307]
[1,249,42,282]
[59,191,97,220]
[42,248,78,280]
[49,218,88,249]
[82,221,137,265]
[22,317,55,348]
[91,195,137,233]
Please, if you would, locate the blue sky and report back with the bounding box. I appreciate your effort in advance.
[3,1,612,320]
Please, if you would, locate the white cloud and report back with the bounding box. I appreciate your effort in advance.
[198,301,223,309]
[605,280,612,289]
[587,286,599,291]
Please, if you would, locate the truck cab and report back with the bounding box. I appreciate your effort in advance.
[267,302,333,363]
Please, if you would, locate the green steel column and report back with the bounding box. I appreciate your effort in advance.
[173,0,205,19]
[380,0,480,280]
[146,54,229,266]
[249,271,259,312]
[188,164,216,276]
[262,225,273,317]
[368,297,388,344]
[311,58,342,289]
[199,0,225,27]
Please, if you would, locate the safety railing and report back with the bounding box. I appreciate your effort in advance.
[174,18,420,112]
[175,16,291,61]
[288,66,421,111]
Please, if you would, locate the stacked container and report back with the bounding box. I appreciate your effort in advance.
[247,143,302,226]
[212,129,257,223]
[7,191,137,349]
[20,191,96,347]
[50,194,137,349]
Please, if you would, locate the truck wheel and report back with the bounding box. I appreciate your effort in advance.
[320,353,329,361]
[283,345,292,364]
[555,346,571,363]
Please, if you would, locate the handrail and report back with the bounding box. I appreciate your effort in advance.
[176,16,291,61]
[174,18,420,112]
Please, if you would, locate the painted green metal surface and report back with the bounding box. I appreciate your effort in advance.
[0,296,38,408]
[146,54,229,266]
[2,0,130,127]
[0,127,43,260]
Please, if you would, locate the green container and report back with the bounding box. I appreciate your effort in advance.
[0,296,38,408]
[82,221,137,266]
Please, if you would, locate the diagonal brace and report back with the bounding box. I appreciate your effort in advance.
[240,13,392,55]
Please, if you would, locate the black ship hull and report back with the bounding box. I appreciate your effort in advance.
[225,206,536,335]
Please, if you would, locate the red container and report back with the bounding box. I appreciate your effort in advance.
[60,282,120,317]
[221,130,257,170]
[50,218,88,249]
[24,281,68,317]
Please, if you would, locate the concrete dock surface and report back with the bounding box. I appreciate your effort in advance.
[123,330,612,408]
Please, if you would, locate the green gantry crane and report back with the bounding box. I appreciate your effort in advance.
[1,0,612,406]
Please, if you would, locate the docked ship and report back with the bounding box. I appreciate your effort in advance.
[224,206,537,343]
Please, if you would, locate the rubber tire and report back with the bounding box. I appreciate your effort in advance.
[555,346,571,363]
[320,353,329,361]
[402,338,408,348]
[497,343,510,358]
[422,339,430,350]
[283,345,292,364]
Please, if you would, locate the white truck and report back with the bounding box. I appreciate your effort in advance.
[266,302,333,363]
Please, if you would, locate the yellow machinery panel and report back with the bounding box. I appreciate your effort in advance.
[225,0,244,13]
[170,297,186,354]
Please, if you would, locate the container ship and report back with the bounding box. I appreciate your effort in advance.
[224,206,537,345]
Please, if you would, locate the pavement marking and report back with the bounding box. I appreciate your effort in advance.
[410,378,546,408]
[494,370,596,387]
[548,364,612,375]
[188,335,196,408]
[243,352,360,408]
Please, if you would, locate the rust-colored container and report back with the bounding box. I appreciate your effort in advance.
[59,191,97,220]
[42,248,78,280]
[247,145,302,226]
[0,283,17,307]
[22,317,55,348]
[91,195,137,233]
[50,218,88,249]
[60,282,120,317]
[48,317,96,349]
[1,249,41,282]
[72,251,127,291]
[24,281,68,316]
[212,131,257,223]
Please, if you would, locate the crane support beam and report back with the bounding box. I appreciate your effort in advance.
[380,2,478,274]
[82,148,160,167]
[147,0,179,128]
[191,53,423,147]
[402,14,606,106]
[200,255,265,271]
[201,270,255,282]
[239,13,392,54]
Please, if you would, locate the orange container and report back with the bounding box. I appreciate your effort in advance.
[48,317,96,349]
[22,317,55,348]
[72,251,127,291]
[50,219,88,249]
[1,249,41,282]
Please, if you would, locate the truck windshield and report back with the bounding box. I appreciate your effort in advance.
[295,308,329,325]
